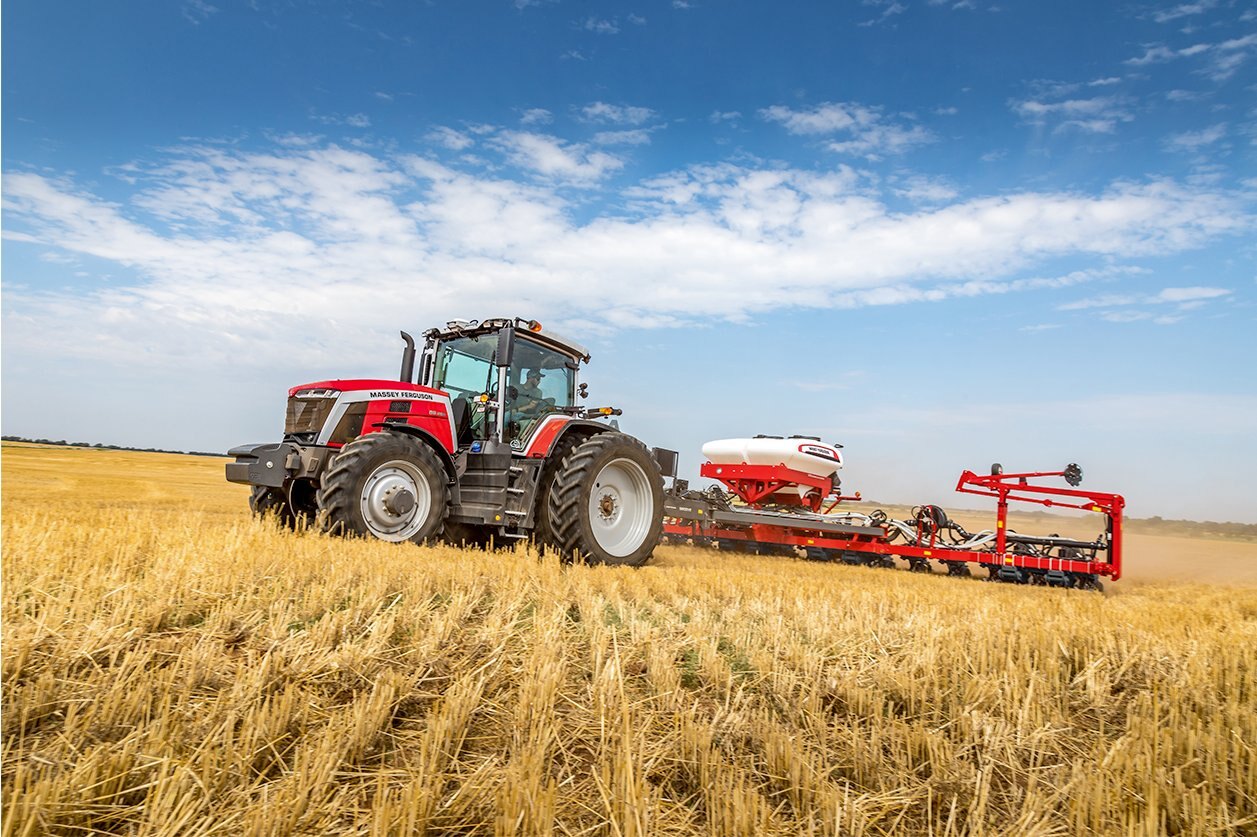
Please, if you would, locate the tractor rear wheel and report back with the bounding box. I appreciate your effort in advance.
[549,432,663,566]
[318,432,449,543]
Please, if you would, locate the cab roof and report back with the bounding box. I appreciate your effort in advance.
[423,317,591,363]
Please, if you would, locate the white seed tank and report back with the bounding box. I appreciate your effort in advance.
[701,436,844,478]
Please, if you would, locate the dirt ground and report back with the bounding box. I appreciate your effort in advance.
[1115,533,1257,586]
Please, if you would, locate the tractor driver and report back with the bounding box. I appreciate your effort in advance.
[515,369,546,414]
[505,369,549,441]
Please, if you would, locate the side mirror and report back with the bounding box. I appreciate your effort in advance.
[496,327,516,368]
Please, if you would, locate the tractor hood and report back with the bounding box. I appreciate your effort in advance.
[287,380,438,398]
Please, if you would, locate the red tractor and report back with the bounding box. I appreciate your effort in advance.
[226,317,676,565]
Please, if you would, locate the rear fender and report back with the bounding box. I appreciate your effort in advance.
[525,417,607,460]
[528,419,677,475]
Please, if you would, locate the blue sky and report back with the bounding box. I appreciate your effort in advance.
[4,0,1255,522]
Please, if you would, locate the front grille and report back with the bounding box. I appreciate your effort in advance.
[285,396,337,436]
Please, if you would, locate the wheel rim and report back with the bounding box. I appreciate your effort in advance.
[587,456,654,558]
[359,458,432,542]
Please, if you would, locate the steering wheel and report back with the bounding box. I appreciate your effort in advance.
[516,395,554,417]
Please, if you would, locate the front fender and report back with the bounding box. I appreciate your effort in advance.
[372,425,458,483]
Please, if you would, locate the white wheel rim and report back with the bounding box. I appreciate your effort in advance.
[587,457,653,558]
[360,459,432,542]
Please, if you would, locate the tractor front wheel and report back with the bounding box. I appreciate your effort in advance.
[318,433,449,543]
[249,485,295,528]
[549,432,663,566]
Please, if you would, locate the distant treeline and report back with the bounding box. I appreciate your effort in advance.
[998,505,1257,540]
[1123,516,1257,542]
[1,436,225,458]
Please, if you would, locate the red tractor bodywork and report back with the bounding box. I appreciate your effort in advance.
[290,380,458,453]
[228,318,672,564]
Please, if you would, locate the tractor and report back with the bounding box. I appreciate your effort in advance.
[226,317,676,565]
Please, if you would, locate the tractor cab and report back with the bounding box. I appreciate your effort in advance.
[419,318,586,449]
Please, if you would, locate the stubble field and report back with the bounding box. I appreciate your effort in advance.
[3,442,1255,836]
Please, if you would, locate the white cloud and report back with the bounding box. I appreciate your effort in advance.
[1152,0,1218,23]
[2,142,1251,376]
[1127,44,1180,65]
[581,17,619,34]
[520,108,553,126]
[892,174,958,203]
[1060,285,1231,315]
[182,0,217,24]
[592,129,653,146]
[1126,33,1257,80]
[580,102,656,125]
[760,102,934,159]
[427,126,475,151]
[491,131,624,182]
[1164,123,1227,151]
[1101,310,1153,322]
[710,111,742,123]
[1165,88,1206,101]
[1208,33,1257,80]
[1155,285,1231,302]
[1059,293,1140,310]
[311,111,372,128]
[858,1,906,27]
[1012,96,1133,134]
[761,102,864,134]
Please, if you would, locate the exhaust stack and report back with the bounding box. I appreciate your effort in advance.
[399,331,416,383]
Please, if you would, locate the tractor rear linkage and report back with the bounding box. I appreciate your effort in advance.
[662,461,1125,591]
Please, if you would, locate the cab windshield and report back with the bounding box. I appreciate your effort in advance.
[433,335,495,400]
[507,338,574,409]
[432,333,576,444]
